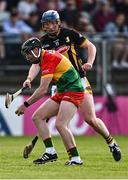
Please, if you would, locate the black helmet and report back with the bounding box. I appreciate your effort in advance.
[21,37,41,56]
[41,10,60,24]
[21,37,42,64]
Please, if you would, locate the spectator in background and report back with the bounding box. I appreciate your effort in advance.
[2,9,33,61]
[37,0,62,13]
[104,13,128,69]
[17,0,38,20]
[114,0,128,24]
[76,12,96,35]
[25,11,41,34]
[6,0,19,12]
[2,9,33,41]
[59,0,80,28]
[82,0,99,15]
[92,0,115,32]
[0,0,9,61]
[36,0,46,13]
[0,0,10,25]
[57,0,66,11]
[45,0,58,11]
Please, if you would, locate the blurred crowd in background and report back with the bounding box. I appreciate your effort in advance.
[0,0,128,69]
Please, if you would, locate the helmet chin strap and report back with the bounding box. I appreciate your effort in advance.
[30,48,41,64]
[31,48,41,58]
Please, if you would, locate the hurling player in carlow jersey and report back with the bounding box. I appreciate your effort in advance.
[16,37,84,165]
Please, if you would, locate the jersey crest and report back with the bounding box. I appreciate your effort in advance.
[66,36,70,42]
[53,39,59,46]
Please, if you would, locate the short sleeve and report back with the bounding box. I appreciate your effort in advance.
[40,51,61,78]
[69,29,88,47]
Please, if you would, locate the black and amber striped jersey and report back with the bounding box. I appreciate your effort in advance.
[40,28,88,78]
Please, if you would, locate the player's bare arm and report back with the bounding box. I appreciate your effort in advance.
[27,77,52,105]
[82,40,96,71]
[15,77,52,116]
[23,64,40,88]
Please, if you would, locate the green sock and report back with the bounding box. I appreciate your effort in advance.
[68,147,79,158]
[43,138,53,148]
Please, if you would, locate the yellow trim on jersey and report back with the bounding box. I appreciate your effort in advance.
[85,77,90,87]
[71,44,79,70]
[42,74,53,78]
[41,49,45,57]
[85,86,92,95]
[83,77,93,95]
[80,39,88,48]
[63,52,69,59]
[53,57,71,81]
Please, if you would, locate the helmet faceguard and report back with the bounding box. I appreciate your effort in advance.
[41,10,61,36]
[21,37,42,64]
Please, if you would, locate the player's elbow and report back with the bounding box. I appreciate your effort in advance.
[93,44,96,53]
[90,42,96,53]
[37,86,48,97]
[43,88,48,95]
[41,87,48,95]
[84,40,97,54]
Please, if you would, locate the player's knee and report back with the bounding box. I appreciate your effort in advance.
[32,114,38,123]
[32,113,41,124]
[55,121,64,132]
[85,115,97,126]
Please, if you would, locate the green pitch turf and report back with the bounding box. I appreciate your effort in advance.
[0,136,128,179]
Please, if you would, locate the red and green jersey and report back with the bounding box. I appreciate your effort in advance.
[39,50,84,93]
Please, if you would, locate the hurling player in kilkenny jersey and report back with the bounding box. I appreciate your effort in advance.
[16,37,84,165]
[23,10,121,162]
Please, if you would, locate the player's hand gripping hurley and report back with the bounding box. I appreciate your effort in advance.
[5,86,28,108]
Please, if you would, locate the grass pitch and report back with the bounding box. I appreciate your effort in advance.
[0,136,128,179]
